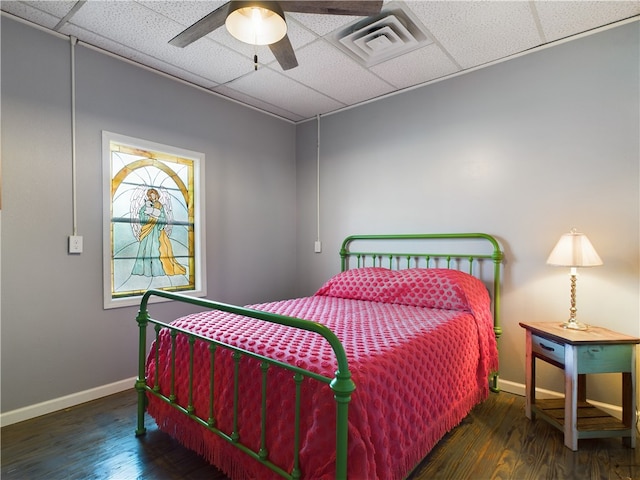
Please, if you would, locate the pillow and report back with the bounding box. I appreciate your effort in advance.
[314,267,400,303]
[390,268,475,310]
[315,267,486,311]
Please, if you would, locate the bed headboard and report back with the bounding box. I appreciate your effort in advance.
[339,232,504,391]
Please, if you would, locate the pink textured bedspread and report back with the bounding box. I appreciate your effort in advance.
[145,269,498,480]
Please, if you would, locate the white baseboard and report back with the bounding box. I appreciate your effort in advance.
[1,377,136,427]
[497,378,623,420]
[0,376,630,429]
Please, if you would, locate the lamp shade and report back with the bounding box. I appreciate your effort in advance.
[546,229,603,267]
[226,1,287,46]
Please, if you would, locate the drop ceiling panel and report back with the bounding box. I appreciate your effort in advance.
[288,11,363,36]
[138,0,226,27]
[283,40,396,105]
[12,0,75,18]
[533,0,640,42]
[370,43,460,89]
[1,0,74,28]
[408,0,544,68]
[63,25,220,89]
[222,67,345,119]
[65,1,253,84]
[2,0,638,123]
[67,2,186,54]
[213,84,306,122]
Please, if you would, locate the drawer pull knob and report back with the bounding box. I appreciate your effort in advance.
[540,343,555,352]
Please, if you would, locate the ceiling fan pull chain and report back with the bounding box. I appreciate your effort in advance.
[253,41,258,71]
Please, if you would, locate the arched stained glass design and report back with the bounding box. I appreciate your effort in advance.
[103,132,206,308]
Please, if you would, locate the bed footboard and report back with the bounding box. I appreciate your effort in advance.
[135,289,355,480]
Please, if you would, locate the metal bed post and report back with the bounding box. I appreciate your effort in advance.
[331,367,355,479]
[490,244,504,392]
[135,298,150,436]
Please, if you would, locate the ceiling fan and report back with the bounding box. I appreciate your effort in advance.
[169,1,384,70]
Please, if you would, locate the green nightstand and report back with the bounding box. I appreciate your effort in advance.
[519,322,639,451]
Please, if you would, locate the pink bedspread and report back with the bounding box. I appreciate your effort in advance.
[145,269,498,479]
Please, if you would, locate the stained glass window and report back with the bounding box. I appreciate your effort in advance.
[103,132,205,308]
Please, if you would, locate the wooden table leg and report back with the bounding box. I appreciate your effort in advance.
[564,344,578,451]
[525,330,535,420]
[622,372,636,448]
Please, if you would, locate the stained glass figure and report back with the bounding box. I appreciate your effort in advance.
[103,132,204,307]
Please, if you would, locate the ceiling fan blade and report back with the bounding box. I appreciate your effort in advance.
[169,2,230,48]
[280,1,383,16]
[269,34,298,70]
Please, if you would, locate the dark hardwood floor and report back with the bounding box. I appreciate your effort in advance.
[2,389,638,479]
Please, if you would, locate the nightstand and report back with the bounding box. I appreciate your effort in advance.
[519,322,639,451]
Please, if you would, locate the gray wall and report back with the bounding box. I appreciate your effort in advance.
[296,22,639,406]
[1,17,296,412]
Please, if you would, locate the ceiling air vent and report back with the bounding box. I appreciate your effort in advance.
[331,3,432,67]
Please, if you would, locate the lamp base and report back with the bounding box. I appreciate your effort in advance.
[561,320,589,330]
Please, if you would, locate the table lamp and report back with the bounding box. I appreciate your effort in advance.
[546,228,603,330]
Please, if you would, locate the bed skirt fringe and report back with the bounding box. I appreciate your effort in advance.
[147,397,274,480]
[397,388,487,479]
[147,386,487,480]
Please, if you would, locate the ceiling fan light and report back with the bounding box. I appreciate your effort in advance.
[226,1,287,46]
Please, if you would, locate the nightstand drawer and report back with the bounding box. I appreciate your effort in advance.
[532,334,565,364]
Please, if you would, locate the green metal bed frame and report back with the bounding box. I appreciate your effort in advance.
[135,233,504,480]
